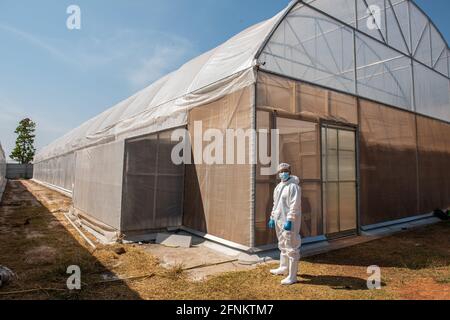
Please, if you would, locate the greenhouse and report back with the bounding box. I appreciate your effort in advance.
[34,0,450,250]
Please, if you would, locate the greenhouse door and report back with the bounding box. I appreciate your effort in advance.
[321,125,357,238]
[121,130,185,233]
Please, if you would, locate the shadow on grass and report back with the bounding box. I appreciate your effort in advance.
[299,274,386,290]
[0,180,141,300]
[304,222,450,271]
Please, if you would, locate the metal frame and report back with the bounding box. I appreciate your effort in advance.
[256,101,360,241]
[258,0,450,124]
[250,82,257,248]
[320,123,358,237]
[259,69,450,126]
[302,0,449,65]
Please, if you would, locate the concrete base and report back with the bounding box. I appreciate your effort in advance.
[32,179,73,198]
[156,233,192,248]
[361,216,441,238]
[143,232,255,281]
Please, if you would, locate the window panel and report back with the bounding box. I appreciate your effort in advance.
[356,33,412,110]
[414,62,450,122]
[356,0,386,42]
[261,4,355,94]
[386,0,410,54]
[278,117,320,180]
[306,0,356,26]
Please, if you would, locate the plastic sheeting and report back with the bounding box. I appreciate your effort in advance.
[29,0,449,246]
[414,62,450,122]
[278,118,323,238]
[256,71,342,245]
[416,116,450,214]
[359,100,419,226]
[255,114,323,245]
[321,127,357,234]
[356,32,413,110]
[306,0,449,76]
[73,141,124,230]
[260,4,356,94]
[33,153,75,192]
[254,111,278,246]
[257,72,358,124]
[34,4,293,164]
[183,87,253,247]
[260,1,450,122]
[121,130,184,233]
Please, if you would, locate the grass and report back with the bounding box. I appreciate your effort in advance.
[0,180,449,300]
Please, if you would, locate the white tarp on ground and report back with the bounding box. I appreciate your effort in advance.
[34,3,294,163]
[0,142,6,200]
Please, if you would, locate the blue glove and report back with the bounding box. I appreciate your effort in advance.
[268,219,275,229]
[283,221,293,231]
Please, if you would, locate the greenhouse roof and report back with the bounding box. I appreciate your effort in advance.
[35,0,449,162]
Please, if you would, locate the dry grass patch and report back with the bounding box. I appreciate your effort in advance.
[1,180,449,300]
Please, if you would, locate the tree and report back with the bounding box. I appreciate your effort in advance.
[10,118,36,164]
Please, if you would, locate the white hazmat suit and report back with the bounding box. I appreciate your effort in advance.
[270,174,302,285]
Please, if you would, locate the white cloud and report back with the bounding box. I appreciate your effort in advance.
[127,38,194,89]
[0,23,197,89]
[0,24,78,65]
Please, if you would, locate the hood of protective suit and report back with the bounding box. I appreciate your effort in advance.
[282,176,300,186]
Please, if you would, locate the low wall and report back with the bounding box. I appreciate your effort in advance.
[6,164,34,179]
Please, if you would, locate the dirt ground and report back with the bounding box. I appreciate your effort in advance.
[0,180,449,300]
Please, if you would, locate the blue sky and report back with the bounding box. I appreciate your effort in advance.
[0,0,449,160]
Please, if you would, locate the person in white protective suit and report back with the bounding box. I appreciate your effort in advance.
[268,163,302,285]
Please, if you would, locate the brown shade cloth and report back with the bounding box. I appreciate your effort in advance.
[359,100,419,226]
[121,131,184,233]
[255,111,278,246]
[416,116,450,213]
[257,72,358,125]
[183,87,253,247]
[278,117,321,180]
[257,73,295,113]
[255,110,323,246]
[255,72,360,245]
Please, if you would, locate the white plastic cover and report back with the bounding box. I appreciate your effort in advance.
[36,0,449,164]
[260,3,356,94]
[33,152,75,192]
[73,140,125,230]
[260,0,449,121]
[356,32,413,110]
[414,61,450,122]
[34,4,293,163]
